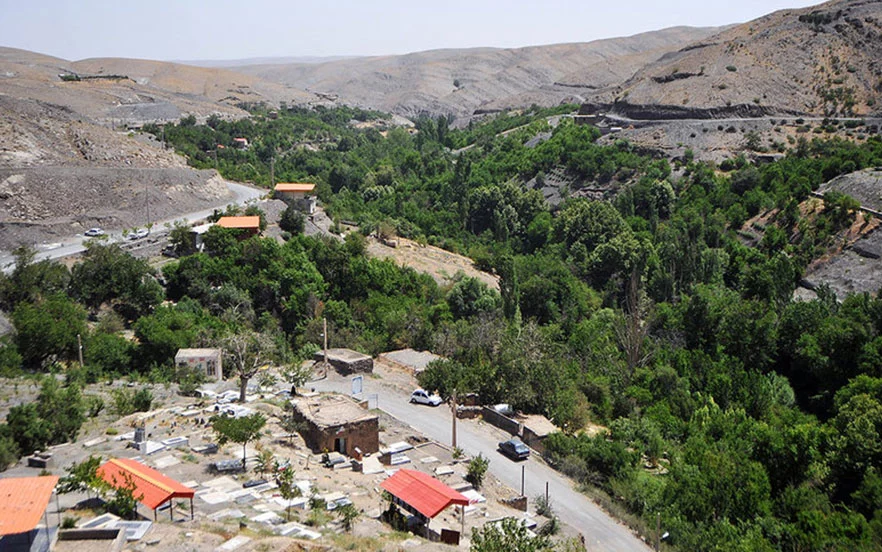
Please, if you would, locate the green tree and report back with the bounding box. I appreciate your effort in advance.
[58,455,106,498]
[12,294,87,369]
[275,463,301,521]
[336,502,360,531]
[210,412,267,468]
[466,453,490,489]
[221,330,277,402]
[279,205,305,234]
[471,517,550,552]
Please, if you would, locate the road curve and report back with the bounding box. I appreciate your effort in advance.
[0,180,265,274]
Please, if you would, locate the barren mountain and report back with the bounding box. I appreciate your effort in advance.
[587,0,882,119]
[231,27,721,121]
[0,48,310,250]
[0,47,319,126]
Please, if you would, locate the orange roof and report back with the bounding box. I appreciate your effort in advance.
[380,469,468,519]
[97,458,194,510]
[275,183,315,193]
[0,475,59,536]
[217,216,261,229]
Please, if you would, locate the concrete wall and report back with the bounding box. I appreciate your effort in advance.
[481,406,521,436]
[521,426,547,455]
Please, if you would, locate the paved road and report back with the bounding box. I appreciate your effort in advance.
[310,375,650,552]
[0,181,264,274]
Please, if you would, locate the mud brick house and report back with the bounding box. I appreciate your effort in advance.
[290,394,379,457]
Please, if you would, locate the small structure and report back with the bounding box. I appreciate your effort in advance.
[0,475,59,550]
[274,183,317,214]
[97,458,195,521]
[290,394,379,457]
[217,216,261,238]
[175,348,223,381]
[314,348,373,375]
[381,469,469,537]
[232,137,249,149]
[380,349,443,374]
[188,222,214,252]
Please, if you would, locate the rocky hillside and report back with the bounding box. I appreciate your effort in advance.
[588,0,882,119]
[0,47,319,126]
[231,26,721,122]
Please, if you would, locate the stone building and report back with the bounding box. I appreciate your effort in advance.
[313,348,373,375]
[290,394,379,457]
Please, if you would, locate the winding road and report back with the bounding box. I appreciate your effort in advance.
[0,181,264,274]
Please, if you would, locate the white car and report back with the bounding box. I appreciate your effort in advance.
[128,228,149,240]
[84,227,104,237]
[410,389,443,406]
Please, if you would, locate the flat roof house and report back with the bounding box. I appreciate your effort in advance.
[175,348,223,380]
[290,394,379,457]
[314,348,373,375]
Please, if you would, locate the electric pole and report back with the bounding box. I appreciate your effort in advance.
[451,389,457,449]
[77,333,84,366]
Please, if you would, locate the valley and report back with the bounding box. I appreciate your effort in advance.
[1,1,882,551]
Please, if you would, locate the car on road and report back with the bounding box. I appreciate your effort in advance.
[84,227,104,237]
[410,388,443,406]
[128,228,149,240]
[498,437,530,461]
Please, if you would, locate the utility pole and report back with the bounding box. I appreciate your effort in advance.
[77,334,84,367]
[545,481,549,509]
[521,465,525,497]
[145,180,150,231]
[656,512,661,551]
[270,157,275,187]
[451,389,457,449]
[322,317,328,379]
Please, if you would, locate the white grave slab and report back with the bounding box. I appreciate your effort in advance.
[199,491,231,505]
[434,465,455,476]
[83,437,106,448]
[385,441,414,454]
[250,511,283,525]
[215,535,251,551]
[153,455,180,469]
[419,456,439,464]
[208,509,244,521]
[362,456,384,475]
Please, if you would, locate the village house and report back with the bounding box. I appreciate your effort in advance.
[290,394,379,457]
[175,348,223,380]
[314,348,373,375]
[274,182,317,214]
[216,215,261,238]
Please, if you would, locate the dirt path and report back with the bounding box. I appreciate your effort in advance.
[366,236,499,290]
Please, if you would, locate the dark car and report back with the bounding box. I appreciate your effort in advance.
[498,437,530,460]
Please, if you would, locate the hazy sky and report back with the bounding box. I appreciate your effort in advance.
[1,0,824,61]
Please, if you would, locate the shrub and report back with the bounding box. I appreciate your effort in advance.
[726,65,738,72]
[466,453,490,489]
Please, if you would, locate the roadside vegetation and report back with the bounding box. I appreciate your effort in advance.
[2,103,882,550]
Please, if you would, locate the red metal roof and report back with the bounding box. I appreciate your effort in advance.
[217,216,261,229]
[0,475,59,536]
[380,469,469,519]
[275,183,315,193]
[97,458,194,510]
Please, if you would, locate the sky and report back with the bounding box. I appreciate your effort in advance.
[0,0,825,62]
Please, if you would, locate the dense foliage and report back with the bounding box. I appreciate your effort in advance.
[3,103,882,549]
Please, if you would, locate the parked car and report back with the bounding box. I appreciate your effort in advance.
[128,228,149,240]
[410,388,443,406]
[84,227,104,237]
[498,437,530,461]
